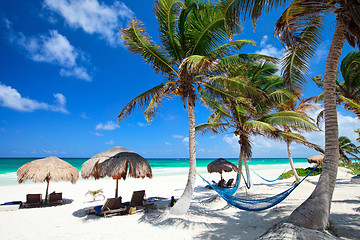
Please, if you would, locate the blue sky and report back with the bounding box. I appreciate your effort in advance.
[0,0,359,159]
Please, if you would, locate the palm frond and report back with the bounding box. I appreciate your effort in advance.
[259,111,319,131]
[118,83,170,122]
[208,39,256,58]
[195,122,230,135]
[218,53,277,70]
[121,19,178,77]
[155,0,183,64]
[188,2,233,55]
[279,12,324,88]
[144,83,174,123]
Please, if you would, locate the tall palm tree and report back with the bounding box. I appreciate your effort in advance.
[277,95,321,181]
[224,0,360,230]
[118,0,269,215]
[197,61,320,187]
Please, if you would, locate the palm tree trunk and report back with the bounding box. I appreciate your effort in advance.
[287,19,345,230]
[287,140,300,181]
[170,97,197,215]
[236,145,244,190]
[243,157,252,189]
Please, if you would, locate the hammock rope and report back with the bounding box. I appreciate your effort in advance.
[242,172,251,189]
[198,165,319,211]
[253,169,286,182]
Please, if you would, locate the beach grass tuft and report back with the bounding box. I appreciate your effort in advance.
[279,167,322,180]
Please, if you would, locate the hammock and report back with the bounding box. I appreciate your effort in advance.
[197,165,319,211]
[242,172,251,189]
[253,169,286,182]
[210,173,240,196]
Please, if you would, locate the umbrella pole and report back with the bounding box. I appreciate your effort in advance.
[45,177,50,203]
[115,176,119,198]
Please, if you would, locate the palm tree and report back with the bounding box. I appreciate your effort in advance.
[197,61,320,187]
[339,136,359,161]
[277,95,321,181]
[118,0,269,215]
[225,0,360,230]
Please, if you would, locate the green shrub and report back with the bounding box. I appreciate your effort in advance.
[339,161,360,175]
[279,167,322,180]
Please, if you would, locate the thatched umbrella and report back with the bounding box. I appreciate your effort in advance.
[207,158,238,180]
[81,146,152,198]
[17,156,79,202]
[308,154,325,165]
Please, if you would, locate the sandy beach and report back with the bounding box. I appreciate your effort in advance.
[0,166,359,240]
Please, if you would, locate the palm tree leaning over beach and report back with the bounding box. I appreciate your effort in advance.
[276,95,322,181]
[197,61,320,188]
[225,0,360,230]
[118,0,273,215]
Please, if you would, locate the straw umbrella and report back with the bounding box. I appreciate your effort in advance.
[307,154,325,165]
[17,156,79,203]
[207,158,238,180]
[81,146,152,198]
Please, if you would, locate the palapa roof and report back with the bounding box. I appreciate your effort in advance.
[81,146,152,180]
[307,154,325,164]
[17,156,79,184]
[207,158,238,174]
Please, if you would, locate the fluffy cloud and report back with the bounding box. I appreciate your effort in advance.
[173,134,184,138]
[96,121,119,130]
[0,83,68,113]
[105,140,115,145]
[137,122,146,127]
[256,35,284,58]
[7,24,91,81]
[43,0,134,46]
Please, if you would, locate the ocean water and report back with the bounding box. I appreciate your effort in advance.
[0,157,311,186]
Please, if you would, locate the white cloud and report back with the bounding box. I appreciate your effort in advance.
[0,83,69,113]
[43,0,134,46]
[7,23,91,81]
[81,112,88,119]
[94,132,103,136]
[182,137,189,143]
[223,135,238,150]
[313,41,330,64]
[173,134,184,138]
[137,122,146,127]
[105,140,115,145]
[256,35,284,58]
[96,121,119,130]
[60,67,91,81]
[165,142,171,146]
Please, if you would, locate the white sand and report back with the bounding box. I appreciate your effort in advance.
[0,166,359,240]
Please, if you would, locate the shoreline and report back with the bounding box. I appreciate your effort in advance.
[0,162,313,186]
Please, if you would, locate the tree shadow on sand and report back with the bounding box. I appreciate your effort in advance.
[138,186,298,240]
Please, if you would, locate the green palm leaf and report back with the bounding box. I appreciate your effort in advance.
[155,0,183,64]
[121,19,178,76]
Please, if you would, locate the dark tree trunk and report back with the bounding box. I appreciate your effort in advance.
[287,19,345,230]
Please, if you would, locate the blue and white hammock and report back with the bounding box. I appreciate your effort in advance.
[198,165,319,211]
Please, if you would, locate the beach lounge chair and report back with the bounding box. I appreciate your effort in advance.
[48,192,63,206]
[225,178,234,188]
[123,190,152,213]
[86,197,126,218]
[25,194,42,208]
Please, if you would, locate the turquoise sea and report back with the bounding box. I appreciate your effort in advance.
[0,157,311,186]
